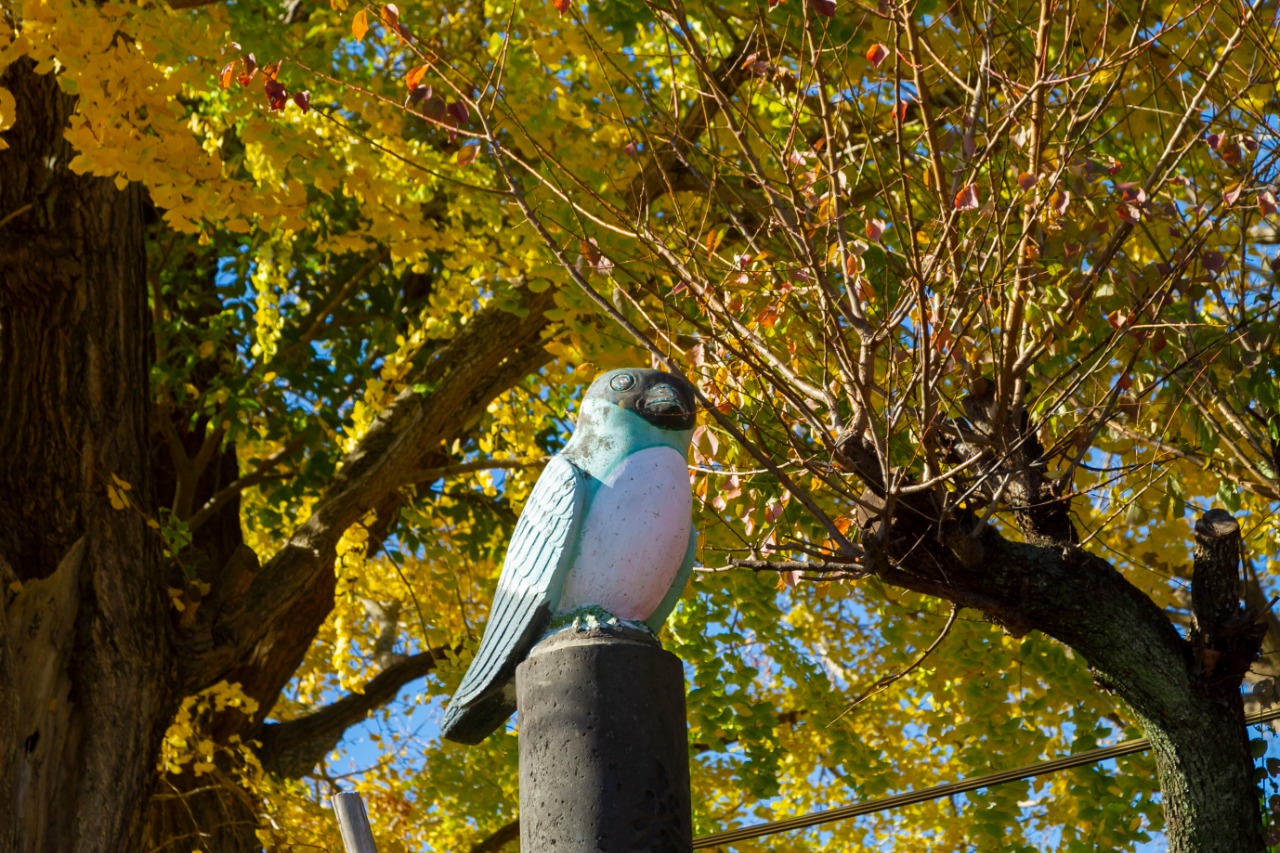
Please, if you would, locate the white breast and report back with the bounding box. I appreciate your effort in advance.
[559,446,692,620]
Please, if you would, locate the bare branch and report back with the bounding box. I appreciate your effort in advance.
[259,647,452,778]
[187,434,308,534]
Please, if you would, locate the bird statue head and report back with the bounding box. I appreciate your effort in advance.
[563,368,698,478]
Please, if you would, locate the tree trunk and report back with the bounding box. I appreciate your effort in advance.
[1002,533,1266,853]
[0,58,174,853]
[841,420,1268,853]
[1140,696,1262,852]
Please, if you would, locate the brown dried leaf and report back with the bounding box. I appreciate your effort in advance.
[953,183,979,211]
[1261,190,1277,217]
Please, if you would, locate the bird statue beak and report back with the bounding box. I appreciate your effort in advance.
[640,382,691,419]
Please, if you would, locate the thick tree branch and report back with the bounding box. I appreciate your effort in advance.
[258,647,451,778]
[839,452,1190,725]
[467,820,519,853]
[177,285,557,696]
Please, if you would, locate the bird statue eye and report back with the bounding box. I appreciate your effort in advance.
[610,373,635,392]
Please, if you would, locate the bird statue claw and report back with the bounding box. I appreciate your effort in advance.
[546,604,656,636]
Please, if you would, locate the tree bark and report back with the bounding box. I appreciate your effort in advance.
[838,424,1267,853]
[146,294,557,853]
[0,58,174,853]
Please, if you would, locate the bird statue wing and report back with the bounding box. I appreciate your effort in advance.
[440,454,587,744]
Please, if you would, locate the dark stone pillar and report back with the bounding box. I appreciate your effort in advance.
[516,626,692,852]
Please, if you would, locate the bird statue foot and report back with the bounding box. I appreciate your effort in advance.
[546,605,656,637]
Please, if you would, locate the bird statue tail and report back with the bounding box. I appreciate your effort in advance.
[440,689,517,745]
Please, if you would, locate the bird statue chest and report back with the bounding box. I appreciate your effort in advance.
[559,445,691,620]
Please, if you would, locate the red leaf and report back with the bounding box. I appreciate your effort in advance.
[405,84,431,108]
[1050,189,1071,216]
[236,53,258,86]
[446,100,469,125]
[264,78,289,111]
[261,59,282,81]
[420,96,445,123]
[553,0,571,13]
[576,238,612,276]
[808,0,835,16]
[865,219,884,242]
[1206,132,1222,151]
[1223,182,1243,207]
[292,90,311,114]
[380,3,400,28]
[1115,203,1141,224]
[1017,172,1036,191]
[1117,374,1132,390]
[457,145,477,167]
[865,43,888,69]
[406,64,429,90]
[352,9,369,40]
[623,141,638,159]
[1260,190,1277,217]
[1202,250,1225,274]
[1151,329,1166,353]
[1115,182,1146,204]
[895,100,908,124]
[953,183,979,211]
[219,62,237,89]
[755,304,781,328]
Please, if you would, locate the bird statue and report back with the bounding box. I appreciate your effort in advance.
[440,367,699,744]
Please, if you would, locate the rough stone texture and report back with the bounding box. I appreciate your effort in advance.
[517,627,692,852]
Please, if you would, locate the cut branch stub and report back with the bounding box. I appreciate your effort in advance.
[1192,508,1243,637]
[1190,507,1266,685]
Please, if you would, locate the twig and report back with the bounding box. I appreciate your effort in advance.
[827,603,961,726]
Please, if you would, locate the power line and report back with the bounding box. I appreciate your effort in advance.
[692,705,1280,848]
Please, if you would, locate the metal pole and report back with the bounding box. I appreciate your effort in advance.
[516,626,692,852]
[331,792,378,853]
